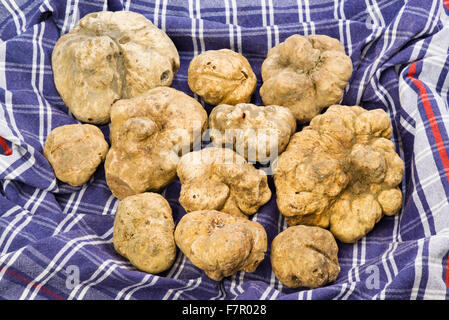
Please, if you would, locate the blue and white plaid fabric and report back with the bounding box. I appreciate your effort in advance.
[1,0,449,300]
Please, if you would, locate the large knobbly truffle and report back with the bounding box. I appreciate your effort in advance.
[113,193,176,274]
[274,105,404,243]
[177,147,272,219]
[174,210,267,281]
[105,87,208,200]
[260,34,353,123]
[188,49,257,105]
[271,225,340,288]
[44,124,109,186]
[209,103,296,162]
[52,11,180,124]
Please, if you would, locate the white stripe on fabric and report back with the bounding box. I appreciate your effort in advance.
[210,284,224,300]
[304,0,311,21]
[123,275,159,300]
[296,0,303,22]
[171,277,202,300]
[0,246,26,282]
[1,205,22,218]
[52,213,74,236]
[115,274,152,300]
[416,0,439,39]
[229,273,240,298]
[19,234,99,299]
[62,214,84,233]
[60,0,73,35]
[161,0,167,31]
[267,0,274,25]
[101,194,117,215]
[21,227,113,300]
[68,184,88,215]
[269,289,279,300]
[194,0,205,52]
[31,24,44,146]
[68,259,127,300]
[62,189,77,214]
[26,237,114,300]
[0,0,21,36]
[230,0,241,53]
[75,263,118,300]
[0,212,30,255]
[333,282,348,300]
[377,242,399,299]
[259,286,271,300]
[153,0,160,27]
[125,0,131,11]
[0,186,47,255]
[410,238,425,299]
[188,0,198,55]
[355,4,407,103]
[261,0,267,27]
[162,277,199,300]
[68,0,80,32]
[340,282,357,300]
[225,0,233,50]
[35,11,52,141]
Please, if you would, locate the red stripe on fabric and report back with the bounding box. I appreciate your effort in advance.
[1,267,65,300]
[446,255,449,288]
[445,0,449,10]
[407,62,449,182]
[0,136,12,156]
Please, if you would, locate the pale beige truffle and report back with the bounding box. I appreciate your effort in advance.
[209,103,296,162]
[52,11,180,124]
[177,147,272,219]
[43,124,108,186]
[113,193,176,274]
[188,49,257,105]
[260,34,353,123]
[174,210,267,281]
[104,87,208,200]
[271,225,340,288]
[274,105,404,243]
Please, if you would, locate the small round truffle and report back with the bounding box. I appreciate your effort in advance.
[260,34,353,123]
[188,49,257,105]
[274,105,404,243]
[105,86,208,200]
[174,210,267,281]
[113,193,176,274]
[270,225,340,288]
[43,124,109,186]
[177,147,272,219]
[209,103,296,162]
[52,11,180,124]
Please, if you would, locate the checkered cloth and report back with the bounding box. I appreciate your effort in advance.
[1,0,449,300]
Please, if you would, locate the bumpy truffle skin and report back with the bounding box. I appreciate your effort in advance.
[113,193,176,274]
[271,225,340,288]
[260,34,353,123]
[52,11,180,124]
[174,210,267,281]
[43,124,109,186]
[209,103,296,162]
[105,87,208,200]
[177,147,272,219]
[274,105,404,243]
[188,49,257,105]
